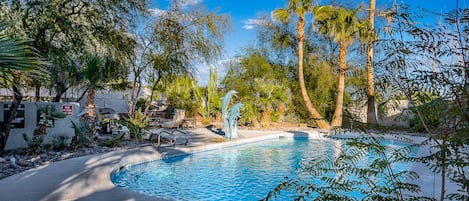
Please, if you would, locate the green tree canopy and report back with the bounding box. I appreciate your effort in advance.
[1,0,147,101]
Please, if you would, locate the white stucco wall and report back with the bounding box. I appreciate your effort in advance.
[0,102,80,150]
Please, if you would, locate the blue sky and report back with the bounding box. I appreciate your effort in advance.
[150,0,467,86]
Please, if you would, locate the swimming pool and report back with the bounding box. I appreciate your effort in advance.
[111,136,413,200]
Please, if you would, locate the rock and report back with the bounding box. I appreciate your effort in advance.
[39,154,48,160]
[9,157,18,169]
[16,160,30,167]
[0,157,6,163]
[31,156,40,163]
[88,143,99,150]
[61,152,72,160]
[101,147,110,152]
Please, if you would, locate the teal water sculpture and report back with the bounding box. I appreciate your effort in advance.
[221,90,242,139]
[228,103,243,139]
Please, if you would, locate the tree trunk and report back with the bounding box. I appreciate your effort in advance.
[35,82,41,101]
[86,88,97,138]
[297,14,331,130]
[144,72,162,116]
[76,87,89,102]
[366,0,378,124]
[0,85,23,155]
[128,77,137,117]
[52,84,68,102]
[261,104,272,128]
[331,41,347,127]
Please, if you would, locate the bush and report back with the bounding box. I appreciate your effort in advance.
[122,108,149,141]
[202,118,211,126]
[70,120,92,149]
[100,133,125,147]
[22,133,44,155]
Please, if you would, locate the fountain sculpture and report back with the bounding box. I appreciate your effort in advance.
[221,90,242,139]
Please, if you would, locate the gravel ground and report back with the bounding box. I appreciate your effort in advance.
[0,140,149,180]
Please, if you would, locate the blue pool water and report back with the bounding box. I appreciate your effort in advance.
[111,136,413,201]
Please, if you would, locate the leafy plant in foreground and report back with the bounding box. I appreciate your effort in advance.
[262,131,428,201]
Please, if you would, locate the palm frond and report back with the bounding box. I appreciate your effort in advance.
[0,23,47,87]
[273,9,290,23]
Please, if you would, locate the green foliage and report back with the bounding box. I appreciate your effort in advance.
[100,133,125,148]
[38,105,66,120]
[122,108,149,141]
[0,21,46,154]
[147,1,231,94]
[0,23,45,81]
[313,5,371,45]
[199,65,221,120]
[135,98,147,111]
[164,76,201,117]
[1,0,146,101]
[50,135,69,151]
[263,133,425,201]
[375,4,469,199]
[22,133,44,155]
[408,98,449,132]
[70,120,92,149]
[301,58,337,120]
[201,118,212,126]
[222,49,291,127]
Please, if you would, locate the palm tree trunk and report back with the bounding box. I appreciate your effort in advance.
[0,85,23,155]
[366,0,378,124]
[331,41,347,127]
[261,104,272,128]
[297,15,331,130]
[86,88,97,138]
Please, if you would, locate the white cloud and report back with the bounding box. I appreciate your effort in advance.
[176,0,202,7]
[242,25,255,30]
[148,7,194,21]
[148,8,167,16]
[242,18,268,30]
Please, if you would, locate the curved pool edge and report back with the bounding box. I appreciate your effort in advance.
[0,128,317,201]
[110,129,324,177]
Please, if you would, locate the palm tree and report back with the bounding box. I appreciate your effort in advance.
[313,5,370,127]
[366,0,378,124]
[273,0,331,130]
[81,55,118,138]
[0,24,45,154]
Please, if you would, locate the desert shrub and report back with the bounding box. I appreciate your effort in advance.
[22,133,44,155]
[202,118,211,126]
[124,108,149,141]
[51,135,69,151]
[100,133,125,147]
[70,120,92,149]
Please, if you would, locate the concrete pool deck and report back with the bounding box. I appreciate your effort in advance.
[0,128,320,201]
